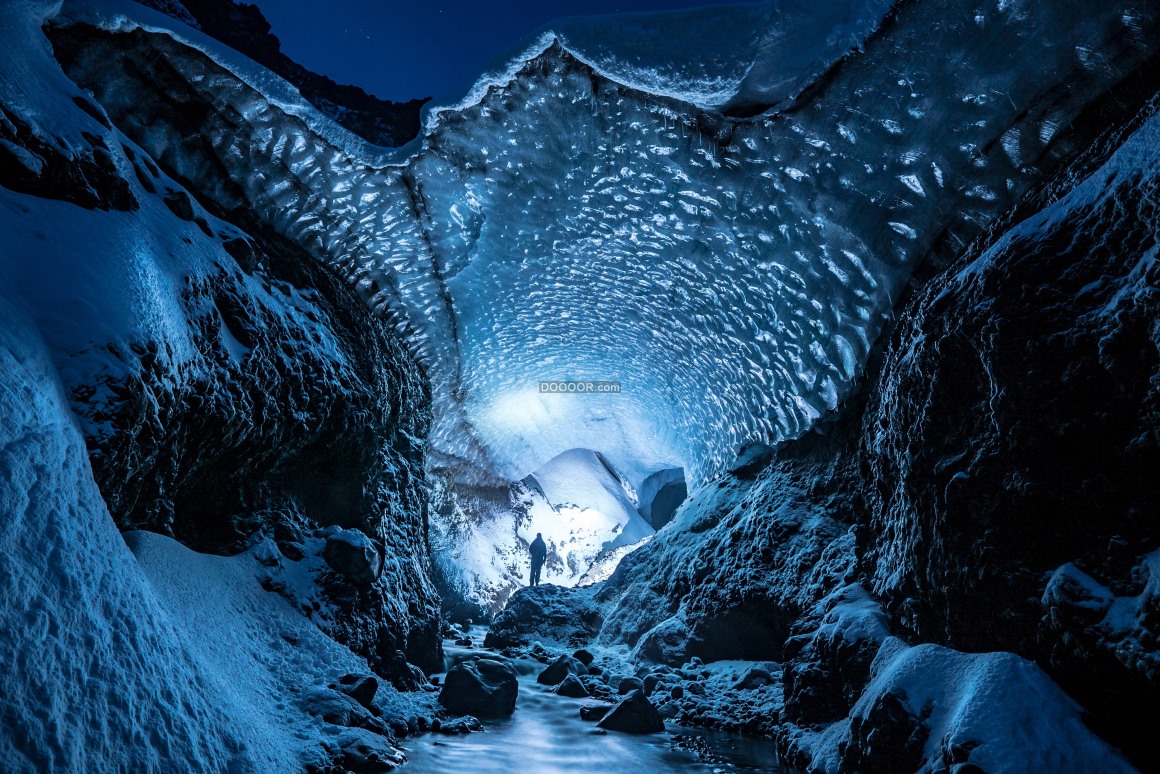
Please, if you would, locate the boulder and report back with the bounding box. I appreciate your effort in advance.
[337,674,378,711]
[556,674,589,698]
[618,677,644,695]
[733,664,777,690]
[573,648,595,666]
[484,585,603,648]
[537,655,587,686]
[332,727,404,773]
[438,658,518,719]
[597,689,665,734]
[323,528,382,585]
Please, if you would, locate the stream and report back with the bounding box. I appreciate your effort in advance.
[400,630,782,773]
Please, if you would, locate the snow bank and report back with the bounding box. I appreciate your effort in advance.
[814,639,1138,773]
[0,301,274,770]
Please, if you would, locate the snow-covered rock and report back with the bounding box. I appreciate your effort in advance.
[485,584,603,649]
[323,528,383,585]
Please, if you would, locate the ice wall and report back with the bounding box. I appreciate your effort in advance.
[54,0,1160,491]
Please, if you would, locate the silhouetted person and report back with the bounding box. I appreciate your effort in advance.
[529,533,546,586]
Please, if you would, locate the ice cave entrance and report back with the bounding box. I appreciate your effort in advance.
[521,449,685,587]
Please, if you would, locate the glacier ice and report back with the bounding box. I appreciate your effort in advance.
[54,0,1160,497]
[430,447,654,611]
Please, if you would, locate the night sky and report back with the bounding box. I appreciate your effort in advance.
[247,0,751,103]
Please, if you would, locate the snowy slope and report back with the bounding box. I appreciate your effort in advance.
[0,300,279,771]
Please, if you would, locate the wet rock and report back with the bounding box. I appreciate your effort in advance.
[323,528,382,585]
[537,654,587,686]
[556,674,589,698]
[579,703,612,721]
[597,689,665,734]
[618,677,644,695]
[587,664,604,676]
[643,674,661,695]
[670,685,684,700]
[302,687,387,735]
[434,716,483,734]
[331,727,404,773]
[337,674,378,711]
[438,658,518,719]
[573,648,595,666]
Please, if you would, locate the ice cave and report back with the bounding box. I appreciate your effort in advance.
[1,0,1158,771]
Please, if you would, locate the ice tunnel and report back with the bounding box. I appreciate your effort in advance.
[54,0,1149,494]
[4,0,1159,769]
[47,0,1160,616]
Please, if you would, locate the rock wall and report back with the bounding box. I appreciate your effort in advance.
[3,9,442,690]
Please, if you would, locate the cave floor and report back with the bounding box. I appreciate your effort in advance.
[399,629,781,773]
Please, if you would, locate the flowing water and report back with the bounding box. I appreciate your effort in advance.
[400,631,781,773]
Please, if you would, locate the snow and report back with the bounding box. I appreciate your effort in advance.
[0,298,275,770]
[808,638,1138,774]
[0,4,431,764]
[126,531,431,770]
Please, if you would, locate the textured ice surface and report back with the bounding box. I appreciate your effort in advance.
[58,0,1160,491]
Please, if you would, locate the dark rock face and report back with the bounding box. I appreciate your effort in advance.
[781,586,891,729]
[841,690,929,774]
[0,102,135,211]
[596,689,665,734]
[438,658,518,719]
[74,206,440,683]
[134,0,428,147]
[860,124,1160,762]
[37,23,445,686]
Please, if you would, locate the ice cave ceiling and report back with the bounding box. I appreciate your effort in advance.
[55,0,1160,490]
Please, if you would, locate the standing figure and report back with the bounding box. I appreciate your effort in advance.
[529,533,546,586]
